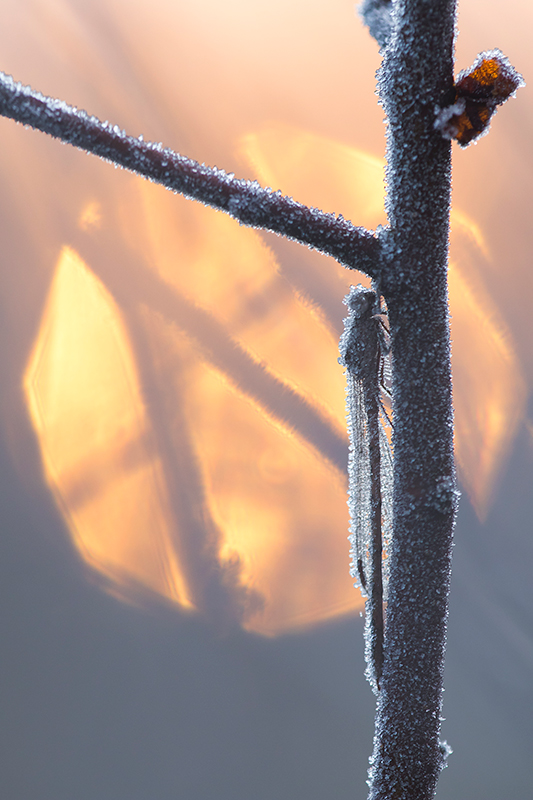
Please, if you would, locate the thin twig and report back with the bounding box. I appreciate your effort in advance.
[0,71,382,275]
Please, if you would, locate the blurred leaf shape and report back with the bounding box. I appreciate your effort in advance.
[24,246,194,609]
[25,237,356,636]
[24,126,525,635]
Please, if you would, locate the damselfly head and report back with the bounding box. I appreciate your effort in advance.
[343,284,376,317]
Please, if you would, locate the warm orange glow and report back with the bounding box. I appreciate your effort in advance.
[24,241,358,635]
[24,246,194,609]
[239,124,387,229]
[131,180,348,431]
[78,201,102,232]
[450,208,490,260]
[168,348,355,636]
[449,258,526,517]
[6,0,529,635]
[238,123,525,515]
[23,125,526,633]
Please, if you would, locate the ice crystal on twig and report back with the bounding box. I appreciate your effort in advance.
[358,0,393,49]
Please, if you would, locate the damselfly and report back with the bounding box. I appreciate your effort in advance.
[338,284,393,693]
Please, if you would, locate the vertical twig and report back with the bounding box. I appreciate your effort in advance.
[368,1,458,797]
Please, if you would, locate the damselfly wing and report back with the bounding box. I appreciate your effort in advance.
[339,285,393,692]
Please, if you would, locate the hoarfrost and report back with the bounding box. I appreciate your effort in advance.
[358,0,393,49]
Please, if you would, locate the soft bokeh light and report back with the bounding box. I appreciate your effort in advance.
[1,0,530,633]
[24,246,194,609]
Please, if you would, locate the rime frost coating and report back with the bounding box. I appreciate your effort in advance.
[358,0,393,49]
[339,285,393,693]
[372,1,459,791]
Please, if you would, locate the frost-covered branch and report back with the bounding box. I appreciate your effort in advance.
[367,0,458,797]
[0,72,381,275]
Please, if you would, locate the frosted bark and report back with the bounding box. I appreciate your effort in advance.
[367,0,458,797]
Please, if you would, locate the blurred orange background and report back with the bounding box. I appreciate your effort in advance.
[0,0,530,638]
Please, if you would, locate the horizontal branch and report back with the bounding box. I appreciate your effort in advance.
[0,71,382,276]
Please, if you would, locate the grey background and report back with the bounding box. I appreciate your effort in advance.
[1,422,532,799]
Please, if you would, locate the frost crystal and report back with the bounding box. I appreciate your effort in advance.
[358,0,393,49]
